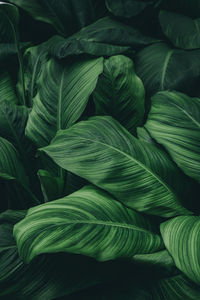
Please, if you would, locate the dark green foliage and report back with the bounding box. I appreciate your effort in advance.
[0,1,200,299]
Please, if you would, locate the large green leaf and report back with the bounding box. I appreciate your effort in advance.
[45,17,159,59]
[26,57,103,147]
[160,216,200,285]
[17,45,49,107]
[159,10,200,49]
[41,116,191,217]
[9,0,104,37]
[14,185,163,263]
[0,210,116,299]
[106,0,153,18]
[135,42,200,97]
[145,91,200,182]
[93,55,145,135]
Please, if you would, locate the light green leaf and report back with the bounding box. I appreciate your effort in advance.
[0,210,110,299]
[160,216,200,285]
[46,17,159,59]
[94,55,145,134]
[145,91,200,182]
[137,127,156,145]
[17,45,49,107]
[26,57,103,147]
[14,185,163,263]
[159,10,200,49]
[41,116,191,217]
[0,72,17,105]
[135,42,200,96]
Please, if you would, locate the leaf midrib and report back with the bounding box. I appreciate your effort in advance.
[161,49,173,90]
[67,135,174,197]
[172,102,200,129]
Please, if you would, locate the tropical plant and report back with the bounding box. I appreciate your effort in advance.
[0,0,200,299]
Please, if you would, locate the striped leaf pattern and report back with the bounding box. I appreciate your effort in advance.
[14,185,163,263]
[41,116,190,217]
[160,216,200,285]
[145,91,200,182]
[94,55,145,134]
[26,57,103,147]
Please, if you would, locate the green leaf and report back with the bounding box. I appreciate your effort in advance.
[150,274,200,300]
[37,169,65,202]
[0,210,114,299]
[41,116,191,217]
[17,45,49,107]
[45,17,159,59]
[0,101,33,156]
[0,72,17,105]
[0,136,28,182]
[160,0,200,18]
[137,127,157,145]
[106,0,153,18]
[14,185,163,263]
[135,42,200,96]
[93,55,145,135]
[9,0,104,37]
[0,1,19,43]
[160,216,200,285]
[159,10,200,50]
[26,57,103,147]
[145,91,200,182]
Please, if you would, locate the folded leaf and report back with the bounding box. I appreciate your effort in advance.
[41,116,191,217]
[14,185,163,263]
[145,91,200,182]
[160,216,200,285]
[26,57,103,147]
[46,17,159,59]
[17,45,49,107]
[159,10,200,49]
[135,42,200,96]
[94,55,145,134]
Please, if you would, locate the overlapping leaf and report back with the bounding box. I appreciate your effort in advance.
[26,57,103,147]
[0,210,110,299]
[14,185,163,263]
[0,72,17,105]
[160,216,200,285]
[0,2,19,43]
[17,45,49,107]
[9,0,104,37]
[41,116,191,217]
[135,42,200,96]
[159,10,200,49]
[45,17,159,59]
[93,55,145,134]
[145,91,200,182]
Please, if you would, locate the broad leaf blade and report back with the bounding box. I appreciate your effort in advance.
[41,116,190,217]
[0,2,19,43]
[145,91,200,182]
[0,72,17,105]
[160,216,200,285]
[26,57,103,147]
[135,42,200,97]
[159,10,200,49]
[14,185,163,263]
[94,55,145,134]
